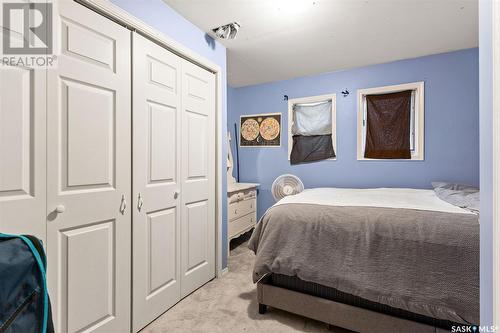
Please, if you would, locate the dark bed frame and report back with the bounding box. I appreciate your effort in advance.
[256,274,454,333]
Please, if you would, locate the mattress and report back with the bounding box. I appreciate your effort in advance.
[249,188,479,324]
[269,273,460,330]
[274,187,474,215]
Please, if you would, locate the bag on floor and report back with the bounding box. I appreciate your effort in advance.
[0,234,54,333]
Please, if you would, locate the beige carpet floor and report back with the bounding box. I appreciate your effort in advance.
[140,233,352,333]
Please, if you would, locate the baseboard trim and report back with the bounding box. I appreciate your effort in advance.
[219,267,229,277]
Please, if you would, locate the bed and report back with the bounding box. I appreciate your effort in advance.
[248,187,479,333]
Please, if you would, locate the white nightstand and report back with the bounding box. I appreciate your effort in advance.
[227,182,259,248]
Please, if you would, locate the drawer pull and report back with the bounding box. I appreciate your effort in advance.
[234,209,238,214]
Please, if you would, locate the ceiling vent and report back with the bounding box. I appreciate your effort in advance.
[212,22,240,39]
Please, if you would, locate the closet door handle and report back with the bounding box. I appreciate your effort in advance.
[55,205,66,214]
[174,191,180,199]
[119,195,127,215]
[137,193,144,212]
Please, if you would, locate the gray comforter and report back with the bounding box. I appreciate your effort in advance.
[249,204,479,324]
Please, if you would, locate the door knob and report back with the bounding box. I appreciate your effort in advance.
[55,205,66,213]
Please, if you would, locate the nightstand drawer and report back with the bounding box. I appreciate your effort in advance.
[228,198,256,221]
[229,212,256,238]
[228,189,256,204]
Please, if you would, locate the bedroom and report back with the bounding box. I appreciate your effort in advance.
[0,0,497,333]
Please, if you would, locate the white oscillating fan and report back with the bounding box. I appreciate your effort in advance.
[271,174,304,201]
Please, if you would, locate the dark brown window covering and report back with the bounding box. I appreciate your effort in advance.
[364,90,412,159]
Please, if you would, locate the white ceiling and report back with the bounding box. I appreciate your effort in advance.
[164,0,478,87]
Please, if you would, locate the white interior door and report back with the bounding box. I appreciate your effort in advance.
[0,30,46,243]
[46,1,131,332]
[132,32,182,332]
[180,60,216,297]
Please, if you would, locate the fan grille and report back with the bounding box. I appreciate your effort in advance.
[272,174,304,201]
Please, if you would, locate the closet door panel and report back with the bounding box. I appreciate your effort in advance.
[132,33,182,332]
[0,62,46,243]
[62,78,115,188]
[47,2,131,332]
[63,222,115,333]
[180,61,216,297]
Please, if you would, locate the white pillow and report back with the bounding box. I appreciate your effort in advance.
[432,182,479,213]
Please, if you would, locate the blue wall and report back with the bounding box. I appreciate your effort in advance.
[112,0,229,268]
[479,0,493,325]
[228,49,479,219]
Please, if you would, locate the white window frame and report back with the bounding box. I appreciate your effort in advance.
[357,82,425,161]
[287,93,337,160]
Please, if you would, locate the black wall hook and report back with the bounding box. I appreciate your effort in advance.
[283,95,289,101]
[341,89,350,97]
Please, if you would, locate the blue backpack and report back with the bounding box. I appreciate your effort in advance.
[0,234,54,333]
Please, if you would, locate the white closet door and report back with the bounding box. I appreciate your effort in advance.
[180,60,216,297]
[46,1,131,332]
[0,32,46,243]
[132,33,182,332]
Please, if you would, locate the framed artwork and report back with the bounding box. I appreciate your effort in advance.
[240,113,281,147]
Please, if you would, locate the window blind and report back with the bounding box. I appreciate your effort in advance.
[290,99,335,164]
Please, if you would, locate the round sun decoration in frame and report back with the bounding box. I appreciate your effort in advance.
[241,118,260,141]
[260,117,280,141]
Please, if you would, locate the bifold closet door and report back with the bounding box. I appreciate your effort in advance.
[132,33,182,332]
[180,60,216,297]
[0,39,46,243]
[46,1,131,332]
[132,32,216,329]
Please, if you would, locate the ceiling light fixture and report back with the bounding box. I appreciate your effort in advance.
[212,22,240,39]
